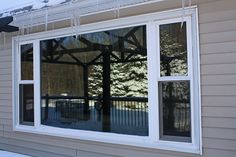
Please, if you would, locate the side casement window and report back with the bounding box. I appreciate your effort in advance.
[13,8,201,154]
[157,19,192,142]
[18,43,34,125]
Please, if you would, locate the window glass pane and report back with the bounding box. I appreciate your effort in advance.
[159,81,191,142]
[19,84,34,125]
[40,25,148,136]
[160,22,187,76]
[21,44,33,80]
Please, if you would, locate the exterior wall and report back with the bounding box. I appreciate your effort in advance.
[0,0,236,156]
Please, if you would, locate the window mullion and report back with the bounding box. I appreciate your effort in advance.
[34,40,41,128]
[147,21,159,142]
[16,43,20,126]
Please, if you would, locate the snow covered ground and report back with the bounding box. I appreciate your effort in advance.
[0,150,31,157]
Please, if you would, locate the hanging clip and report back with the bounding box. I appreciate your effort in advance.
[114,0,120,18]
[181,0,185,29]
[45,9,48,31]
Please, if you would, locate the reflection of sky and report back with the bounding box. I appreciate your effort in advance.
[41,26,146,51]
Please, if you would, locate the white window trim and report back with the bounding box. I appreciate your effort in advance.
[12,6,202,154]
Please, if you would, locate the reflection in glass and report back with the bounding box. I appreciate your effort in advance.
[160,22,188,76]
[21,44,33,80]
[159,81,191,142]
[40,25,148,136]
[19,84,34,125]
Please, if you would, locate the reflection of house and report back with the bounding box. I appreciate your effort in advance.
[0,0,236,157]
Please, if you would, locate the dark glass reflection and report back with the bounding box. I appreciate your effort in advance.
[19,84,34,125]
[160,22,188,76]
[21,44,33,80]
[40,25,148,136]
[159,81,191,142]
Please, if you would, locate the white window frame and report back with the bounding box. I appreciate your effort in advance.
[12,6,201,154]
[16,41,36,126]
[156,17,193,143]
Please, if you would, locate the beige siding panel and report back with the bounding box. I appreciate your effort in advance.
[203,148,236,157]
[0,100,12,106]
[77,150,121,157]
[0,112,12,119]
[0,55,11,62]
[0,128,3,137]
[202,117,236,129]
[0,106,12,113]
[0,125,3,137]
[77,142,199,157]
[201,64,236,75]
[3,130,79,150]
[0,143,73,157]
[201,41,236,54]
[0,63,11,69]
[0,51,11,57]
[202,96,236,107]
[0,124,3,131]
[0,81,12,88]
[0,118,12,125]
[202,107,236,118]
[0,38,12,50]
[203,138,236,151]
[203,127,236,140]
[0,87,12,94]
[0,94,13,100]
[199,8,236,24]
[0,69,11,75]
[200,19,236,34]
[198,0,236,14]
[0,137,77,157]
[202,85,236,96]
[201,75,236,85]
[201,52,236,65]
[200,31,236,44]
[4,124,15,132]
[0,75,12,82]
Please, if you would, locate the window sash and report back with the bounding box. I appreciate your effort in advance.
[155,17,194,143]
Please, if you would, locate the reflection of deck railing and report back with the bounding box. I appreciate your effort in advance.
[41,96,148,129]
[41,96,190,136]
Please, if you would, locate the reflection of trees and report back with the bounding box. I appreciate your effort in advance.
[160,23,190,137]
[88,56,147,97]
[162,81,190,135]
[160,23,187,76]
[88,65,103,96]
[87,26,148,98]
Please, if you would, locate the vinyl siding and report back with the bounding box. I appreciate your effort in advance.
[0,0,236,157]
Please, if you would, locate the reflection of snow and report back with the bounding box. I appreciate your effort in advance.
[0,151,31,157]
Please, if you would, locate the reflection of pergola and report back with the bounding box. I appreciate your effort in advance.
[36,26,147,131]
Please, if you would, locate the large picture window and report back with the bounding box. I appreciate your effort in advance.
[40,26,148,136]
[13,7,201,154]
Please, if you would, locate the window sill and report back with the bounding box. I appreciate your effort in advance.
[14,125,201,154]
